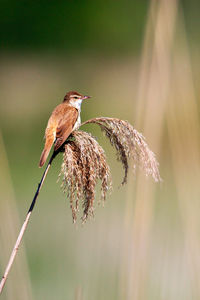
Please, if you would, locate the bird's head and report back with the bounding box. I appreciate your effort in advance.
[63,91,91,109]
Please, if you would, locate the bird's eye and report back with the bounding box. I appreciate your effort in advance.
[74,96,78,99]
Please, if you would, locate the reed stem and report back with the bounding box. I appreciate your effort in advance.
[0,151,57,294]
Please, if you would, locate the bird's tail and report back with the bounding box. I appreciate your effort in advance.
[39,136,54,167]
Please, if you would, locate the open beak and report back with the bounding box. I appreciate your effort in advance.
[83,95,91,100]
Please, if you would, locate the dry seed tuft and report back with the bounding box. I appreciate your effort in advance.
[82,117,161,184]
[59,130,112,223]
[60,117,161,223]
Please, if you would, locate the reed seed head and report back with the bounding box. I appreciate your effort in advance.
[59,130,112,223]
[82,117,161,184]
[59,117,161,223]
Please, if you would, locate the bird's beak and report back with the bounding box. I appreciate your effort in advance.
[83,95,91,100]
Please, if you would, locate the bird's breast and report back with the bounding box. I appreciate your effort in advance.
[73,112,81,130]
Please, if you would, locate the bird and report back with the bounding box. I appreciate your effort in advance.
[39,91,91,167]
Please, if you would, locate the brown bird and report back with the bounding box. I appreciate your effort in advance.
[39,91,91,167]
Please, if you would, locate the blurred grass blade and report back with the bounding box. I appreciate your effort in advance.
[120,0,179,298]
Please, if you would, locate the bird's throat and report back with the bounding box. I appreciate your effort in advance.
[70,99,82,110]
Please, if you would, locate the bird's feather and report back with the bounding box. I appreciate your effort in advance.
[39,104,78,167]
[54,106,78,151]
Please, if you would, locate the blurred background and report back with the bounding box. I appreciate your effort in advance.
[0,0,200,299]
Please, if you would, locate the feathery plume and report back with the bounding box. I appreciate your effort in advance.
[82,117,161,184]
[60,131,112,223]
[60,117,161,222]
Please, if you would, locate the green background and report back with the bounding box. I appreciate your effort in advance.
[1,1,200,299]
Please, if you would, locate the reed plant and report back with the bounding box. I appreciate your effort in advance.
[0,117,160,294]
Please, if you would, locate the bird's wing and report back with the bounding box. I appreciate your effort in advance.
[54,106,78,151]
